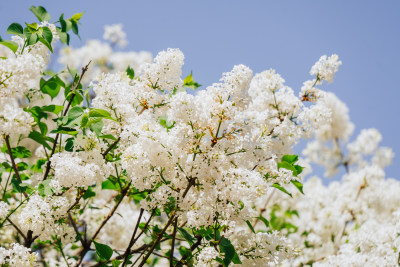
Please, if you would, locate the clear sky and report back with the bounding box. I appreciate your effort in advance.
[1,1,399,179]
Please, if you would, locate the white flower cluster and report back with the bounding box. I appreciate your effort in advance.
[50,133,113,188]
[310,54,342,83]
[0,201,9,219]
[0,243,37,266]
[17,194,73,242]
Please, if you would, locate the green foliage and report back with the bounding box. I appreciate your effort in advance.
[126,65,135,79]
[177,227,196,246]
[159,115,175,131]
[6,23,24,36]
[183,72,201,90]
[217,237,242,266]
[0,40,18,53]
[272,183,292,197]
[93,241,113,261]
[29,6,51,22]
[1,145,31,159]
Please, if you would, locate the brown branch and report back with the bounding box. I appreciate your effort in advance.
[4,135,28,198]
[6,218,26,240]
[122,208,144,266]
[137,213,176,267]
[175,234,203,267]
[169,218,178,266]
[75,181,131,266]
[68,212,86,248]
[43,61,91,181]
[102,137,121,159]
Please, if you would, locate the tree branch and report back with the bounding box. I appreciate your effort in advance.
[4,135,28,198]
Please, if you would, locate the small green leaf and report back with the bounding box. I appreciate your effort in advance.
[245,220,255,234]
[291,180,304,194]
[126,66,135,79]
[6,23,23,36]
[272,183,292,197]
[67,107,84,121]
[255,215,269,228]
[219,237,241,266]
[38,37,53,52]
[28,131,52,150]
[159,115,175,130]
[177,227,196,246]
[89,109,112,119]
[30,6,51,22]
[277,161,298,177]
[281,155,299,164]
[12,146,31,158]
[41,26,53,45]
[102,180,118,190]
[0,41,18,53]
[82,187,96,199]
[41,105,64,115]
[93,241,113,261]
[183,72,201,90]
[40,80,60,99]
[71,12,84,22]
[58,31,69,45]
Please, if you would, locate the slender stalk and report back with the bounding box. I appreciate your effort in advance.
[3,135,28,198]
[6,218,26,239]
[137,213,176,267]
[122,208,144,266]
[102,137,121,159]
[43,61,91,181]
[169,218,178,267]
[75,182,131,266]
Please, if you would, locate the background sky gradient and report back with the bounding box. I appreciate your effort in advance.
[1,0,399,179]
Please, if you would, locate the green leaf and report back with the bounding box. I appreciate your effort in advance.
[41,105,64,115]
[6,23,23,36]
[102,180,118,190]
[126,66,135,79]
[25,22,38,32]
[281,155,299,164]
[219,237,241,266]
[183,72,201,90]
[71,12,84,22]
[27,32,39,46]
[82,187,96,199]
[38,37,53,52]
[51,126,78,136]
[41,27,53,45]
[58,31,69,45]
[93,241,113,261]
[80,113,89,128]
[111,259,122,267]
[159,116,175,130]
[71,20,79,36]
[0,41,18,53]
[28,131,52,150]
[89,119,104,136]
[89,109,112,119]
[30,6,51,22]
[245,220,255,234]
[294,165,304,175]
[38,180,53,196]
[272,183,292,197]
[12,146,31,158]
[291,180,304,194]
[177,227,196,246]
[277,161,298,177]
[11,177,26,193]
[255,215,269,228]
[68,107,84,121]
[40,80,60,99]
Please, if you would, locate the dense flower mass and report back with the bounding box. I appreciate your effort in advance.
[0,5,397,267]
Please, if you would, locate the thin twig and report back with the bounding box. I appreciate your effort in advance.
[4,135,28,198]
[6,218,26,239]
[122,208,144,266]
[169,218,178,267]
[43,61,91,181]
[102,137,121,159]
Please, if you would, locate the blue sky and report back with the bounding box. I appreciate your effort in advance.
[1,1,399,179]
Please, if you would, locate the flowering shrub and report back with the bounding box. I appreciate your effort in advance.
[0,6,397,267]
